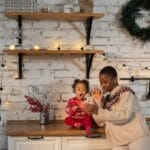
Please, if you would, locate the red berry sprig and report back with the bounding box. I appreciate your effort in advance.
[25,95,50,113]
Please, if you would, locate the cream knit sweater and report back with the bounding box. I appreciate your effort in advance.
[93,85,150,147]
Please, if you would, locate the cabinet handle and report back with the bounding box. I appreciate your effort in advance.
[86,133,101,138]
[28,136,43,140]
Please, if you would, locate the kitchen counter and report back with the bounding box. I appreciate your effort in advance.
[6,118,150,137]
[6,120,105,137]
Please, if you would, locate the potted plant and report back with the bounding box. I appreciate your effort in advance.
[25,95,50,124]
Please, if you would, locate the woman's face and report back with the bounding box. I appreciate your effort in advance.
[75,83,87,100]
[99,74,117,93]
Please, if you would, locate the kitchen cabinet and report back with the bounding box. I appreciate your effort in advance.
[62,136,112,150]
[6,121,111,150]
[8,136,112,150]
[6,119,150,150]
[4,12,104,79]
[8,136,61,150]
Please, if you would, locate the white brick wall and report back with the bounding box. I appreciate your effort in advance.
[0,0,150,149]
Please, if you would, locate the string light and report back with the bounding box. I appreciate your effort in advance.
[5,100,11,109]
[99,53,106,61]
[34,44,40,51]
[75,45,81,50]
[9,44,16,50]
[0,53,5,94]
[13,72,19,79]
[122,64,131,70]
[121,64,150,71]
[53,43,61,51]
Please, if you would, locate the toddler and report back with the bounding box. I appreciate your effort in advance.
[64,79,93,135]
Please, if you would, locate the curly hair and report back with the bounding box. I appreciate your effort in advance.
[72,79,89,93]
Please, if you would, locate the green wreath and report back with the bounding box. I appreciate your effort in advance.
[120,0,150,42]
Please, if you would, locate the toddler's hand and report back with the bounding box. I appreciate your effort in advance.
[72,105,78,111]
[78,101,85,109]
[91,87,103,104]
[78,101,94,113]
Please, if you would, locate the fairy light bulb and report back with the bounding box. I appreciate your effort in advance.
[54,43,61,50]
[13,73,19,79]
[9,44,15,50]
[1,63,7,70]
[34,44,40,51]
[4,100,11,110]
[1,90,5,94]
[54,43,59,48]
[122,64,130,69]
[4,65,7,70]
[99,53,106,61]
[75,45,81,50]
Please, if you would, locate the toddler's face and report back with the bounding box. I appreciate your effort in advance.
[75,83,87,100]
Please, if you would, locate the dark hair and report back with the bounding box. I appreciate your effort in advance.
[72,79,89,93]
[99,66,117,78]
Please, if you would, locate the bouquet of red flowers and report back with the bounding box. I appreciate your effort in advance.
[25,95,50,113]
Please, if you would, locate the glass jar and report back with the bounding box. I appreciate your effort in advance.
[40,111,49,125]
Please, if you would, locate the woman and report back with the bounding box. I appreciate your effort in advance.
[83,66,150,150]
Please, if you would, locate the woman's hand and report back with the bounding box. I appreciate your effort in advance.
[91,87,103,105]
[78,101,91,112]
[78,101,98,114]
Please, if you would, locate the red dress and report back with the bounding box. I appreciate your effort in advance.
[64,97,92,134]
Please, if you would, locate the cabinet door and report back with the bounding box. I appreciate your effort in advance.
[8,136,61,150]
[62,136,112,150]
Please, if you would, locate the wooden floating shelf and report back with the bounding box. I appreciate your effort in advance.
[3,49,104,79]
[3,49,104,55]
[4,12,104,21]
[4,12,105,79]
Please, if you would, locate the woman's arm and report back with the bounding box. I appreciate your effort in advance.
[93,92,136,125]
